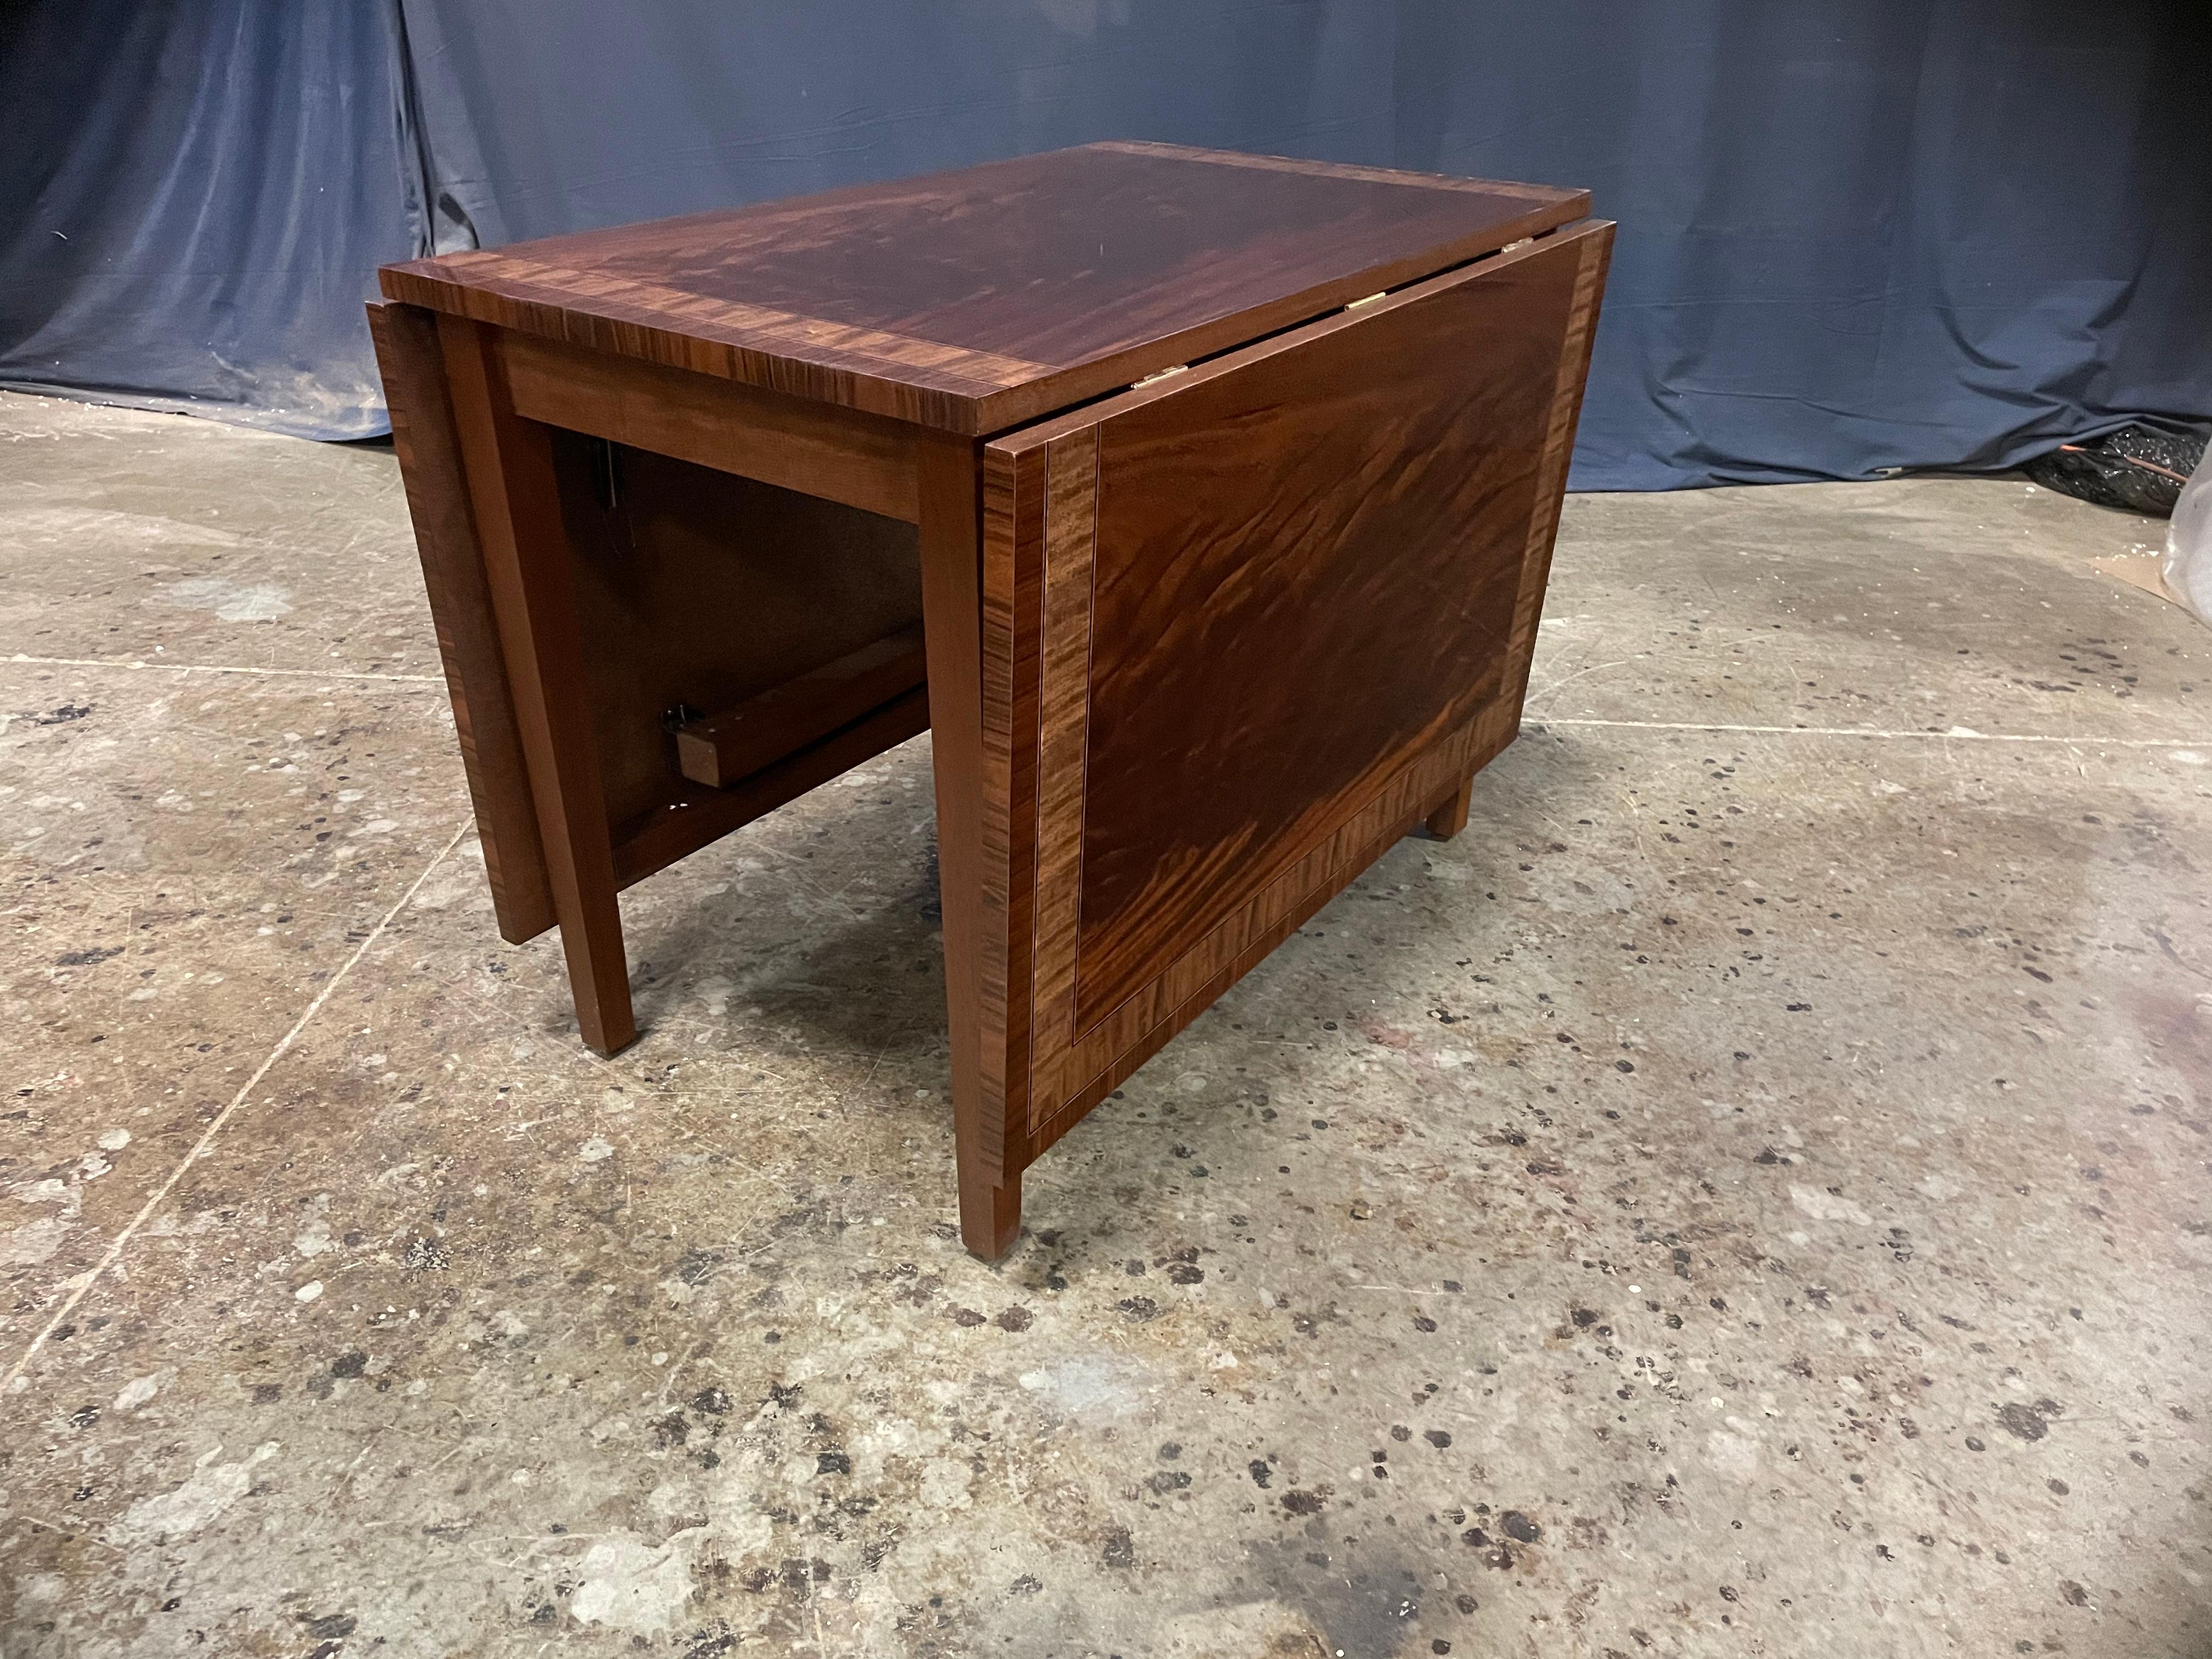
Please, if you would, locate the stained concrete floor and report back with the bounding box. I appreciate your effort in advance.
[1,388,2208,1659]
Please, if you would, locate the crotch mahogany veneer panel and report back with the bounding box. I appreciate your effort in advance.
[980,222,1613,1165]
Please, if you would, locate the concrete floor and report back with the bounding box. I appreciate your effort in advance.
[1,388,2208,1659]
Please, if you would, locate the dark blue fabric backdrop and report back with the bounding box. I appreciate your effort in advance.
[3,1,2207,486]
[0,0,417,439]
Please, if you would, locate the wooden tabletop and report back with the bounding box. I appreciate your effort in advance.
[381,141,1588,435]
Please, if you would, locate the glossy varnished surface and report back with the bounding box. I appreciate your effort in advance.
[980,223,1613,1150]
[366,149,1607,1243]
[1070,238,1585,1025]
[380,142,1588,433]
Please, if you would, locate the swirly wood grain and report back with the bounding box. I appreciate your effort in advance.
[1070,226,1606,1030]
[981,221,1613,1150]
[1026,706,1520,1163]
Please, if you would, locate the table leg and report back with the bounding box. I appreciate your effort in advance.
[917,432,1023,1260]
[1425,776,1474,839]
[439,316,638,1057]
[959,1172,1023,1262]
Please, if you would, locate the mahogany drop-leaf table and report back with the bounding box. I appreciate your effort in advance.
[368,142,1612,1260]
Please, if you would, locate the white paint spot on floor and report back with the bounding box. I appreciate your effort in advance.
[919,1457,975,1510]
[579,1136,614,1163]
[403,858,484,913]
[1789,1184,1873,1226]
[295,1193,334,1258]
[118,1442,278,1541]
[569,1532,695,1637]
[146,576,293,622]
[1707,1427,1762,1479]
[1016,1353,1148,1418]
[113,1369,172,1411]
[15,1573,66,1609]
[97,1127,131,1150]
[2,1215,70,1266]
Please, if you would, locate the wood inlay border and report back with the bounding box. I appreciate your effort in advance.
[1502,225,1613,702]
[1026,430,1099,1131]
[383,251,1051,430]
[980,219,1613,1175]
[1020,558,1507,1135]
[1008,223,1615,1144]
[1025,704,1514,1158]
[976,439,1046,1176]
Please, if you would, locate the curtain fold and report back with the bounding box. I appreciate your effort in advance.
[3,0,2204,484]
[0,0,421,440]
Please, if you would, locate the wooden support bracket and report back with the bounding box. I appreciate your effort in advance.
[673,624,929,789]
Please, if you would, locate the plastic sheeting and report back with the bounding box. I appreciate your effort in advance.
[2168,449,2212,623]
[4,1,2208,485]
